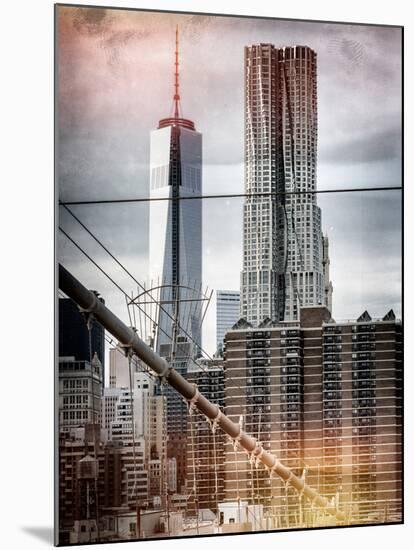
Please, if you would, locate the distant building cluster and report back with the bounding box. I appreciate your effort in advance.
[59,298,178,543]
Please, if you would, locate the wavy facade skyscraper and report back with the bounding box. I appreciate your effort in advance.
[241,44,332,325]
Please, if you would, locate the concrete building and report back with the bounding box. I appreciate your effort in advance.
[105,352,166,454]
[101,387,120,441]
[59,354,103,432]
[167,457,177,493]
[240,44,332,326]
[317,309,402,524]
[102,372,166,501]
[59,429,105,544]
[223,306,402,527]
[186,358,225,514]
[216,290,241,354]
[105,509,166,539]
[218,501,265,532]
[109,347,133,388]
[148,459,163,499]
[59,430,149,544]
[107,387,138,445]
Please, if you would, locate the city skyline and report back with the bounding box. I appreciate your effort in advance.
[57,273,403,540]
[56,5,402,544]
[58,7,401,356]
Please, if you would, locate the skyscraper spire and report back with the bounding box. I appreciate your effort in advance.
[159,26,194,130]
[173,25,181,118]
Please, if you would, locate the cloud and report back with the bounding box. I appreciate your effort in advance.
[320,125,401,165]
[58,128,150,201]
[59,203,148,262]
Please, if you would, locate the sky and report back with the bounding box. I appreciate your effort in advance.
[57,5,402,358]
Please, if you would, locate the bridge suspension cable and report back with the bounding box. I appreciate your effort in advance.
[59,226,211,375]
[58,224,250,401]
[59,185,401,206]
[59,207,215,368]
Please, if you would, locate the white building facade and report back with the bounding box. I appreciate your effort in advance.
[216,290,241,353]
[241,44,332,325]
[103,362,166,459]
[148,117,202,355]
[59,354,102,432]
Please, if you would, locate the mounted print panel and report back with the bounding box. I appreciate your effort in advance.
[55,4,403,546]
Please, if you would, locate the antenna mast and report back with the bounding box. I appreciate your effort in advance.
[173,25,181,118]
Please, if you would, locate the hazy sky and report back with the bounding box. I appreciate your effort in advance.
[57,6,402,357]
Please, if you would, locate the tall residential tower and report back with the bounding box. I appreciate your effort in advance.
[241,44,332,325]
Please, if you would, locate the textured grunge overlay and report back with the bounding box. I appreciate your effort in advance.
[56,5,402,545]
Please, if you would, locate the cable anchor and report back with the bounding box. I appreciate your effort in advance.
[187,384,200,415]
[254,442,265,468]
[157,361,171,386]
[228,429,243,451]
[310,495,319,509]
[284,471,294,490]
[265,458,280,478]
[207,406,222,434]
